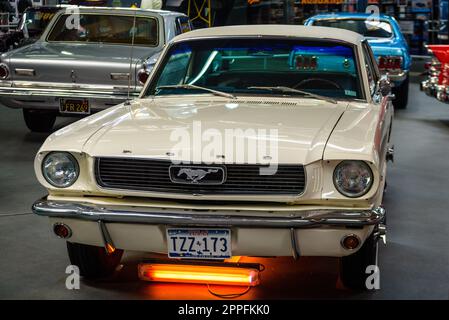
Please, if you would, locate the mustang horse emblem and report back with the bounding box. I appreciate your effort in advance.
[177,168,219,183]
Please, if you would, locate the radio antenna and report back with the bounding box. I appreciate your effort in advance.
[125,9,137,106]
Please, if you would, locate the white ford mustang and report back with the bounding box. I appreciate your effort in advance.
[33,25,394,290]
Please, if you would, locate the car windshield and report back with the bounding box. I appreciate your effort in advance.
[23,9,57,33]
[312,19,393,38]
[47,13,158,46]
[146,38,362,99]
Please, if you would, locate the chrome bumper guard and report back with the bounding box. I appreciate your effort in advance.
[32,198,385,228]
[0,87,139,100]
[381,70,408,83]
[421,77,441,99]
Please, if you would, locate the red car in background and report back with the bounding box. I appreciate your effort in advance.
[420,45,449,103]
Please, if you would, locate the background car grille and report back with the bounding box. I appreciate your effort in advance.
[95,158,305,195]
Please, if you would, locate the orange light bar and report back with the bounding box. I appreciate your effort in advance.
[138,263,260,287]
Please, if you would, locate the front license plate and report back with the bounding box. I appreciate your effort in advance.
[167,228,231,259]
[59,98,90,114]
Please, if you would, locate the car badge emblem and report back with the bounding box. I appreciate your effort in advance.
[169,165,226,185]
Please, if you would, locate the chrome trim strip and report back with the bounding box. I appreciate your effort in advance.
[32,198,385,228]
[0,87,139,99]
[14,69,35,76]
[110,73,130,80]
[5,81,141,91]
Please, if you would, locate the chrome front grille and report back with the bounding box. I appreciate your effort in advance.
[95,158,305,195]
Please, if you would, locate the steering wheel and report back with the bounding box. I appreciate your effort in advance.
[293,78,343,91]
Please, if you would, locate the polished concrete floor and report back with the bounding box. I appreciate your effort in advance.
[0,79,448,300]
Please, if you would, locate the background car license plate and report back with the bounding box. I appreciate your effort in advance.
[167,228,231,259]
[59,98,90,114]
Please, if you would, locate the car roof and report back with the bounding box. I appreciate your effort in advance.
[60,5,186,17]
[25,5,68,11]
[173,25,364,45]
[307,13,394,21]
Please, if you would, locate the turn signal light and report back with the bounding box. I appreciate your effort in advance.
[341,234,360,250]
[53,223,72,239]
[138,263,260,286]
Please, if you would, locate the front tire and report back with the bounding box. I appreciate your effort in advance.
[67,242,124,279]
[23,109,57,133]
[339,231,379,290]
[392,75,409,109]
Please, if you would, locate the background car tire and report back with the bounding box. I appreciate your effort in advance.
[23,109,57,133]
[392,75,409,109]
[67,242,124,279]
[339,230,378,290]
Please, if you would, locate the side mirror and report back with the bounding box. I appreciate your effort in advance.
[378,75,392,97]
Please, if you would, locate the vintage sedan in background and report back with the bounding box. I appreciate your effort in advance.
[32,25,393,290]
[0,6,191,132]
[305,13,411,109]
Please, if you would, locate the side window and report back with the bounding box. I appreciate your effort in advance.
[175,17,192,36]
[156,51,192,86]
[362,42,378,97]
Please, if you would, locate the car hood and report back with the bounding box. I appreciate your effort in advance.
[41,95,349,165]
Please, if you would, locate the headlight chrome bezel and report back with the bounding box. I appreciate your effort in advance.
[42,152,79,188]
[333,160,374,198]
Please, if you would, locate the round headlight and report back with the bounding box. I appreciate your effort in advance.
[333,161,373,198]
[42,152,79,188]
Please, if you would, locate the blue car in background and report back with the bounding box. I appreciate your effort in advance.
[305,13,411,109]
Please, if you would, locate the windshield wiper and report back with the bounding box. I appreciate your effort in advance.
[247,86,337,104]
[156,84,236,100]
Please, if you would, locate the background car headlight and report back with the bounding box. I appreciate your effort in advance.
[333,161,373,198]
[42,152,79,188]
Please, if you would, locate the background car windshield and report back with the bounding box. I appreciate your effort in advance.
[148,38,362,99]
[47,14,158,46]
[313,19,393,38]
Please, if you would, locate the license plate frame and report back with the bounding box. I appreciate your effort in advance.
[166,228,231,260]
[59,98,90,115]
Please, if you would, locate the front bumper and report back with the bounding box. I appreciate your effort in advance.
[33,199,385,228]
[33,198,384,257]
